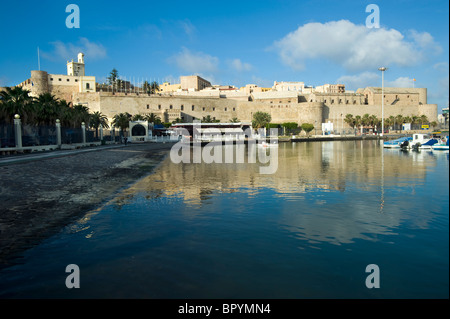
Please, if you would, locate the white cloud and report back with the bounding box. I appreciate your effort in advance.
[337,72,379,90]
[230,59,252,72]
[179,19,196,37]
[42,37,107,62]
[386,77,416,88]
[169,47,219,75]
[272,20,442,71]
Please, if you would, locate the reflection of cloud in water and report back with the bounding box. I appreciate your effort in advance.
[110,141,439,245]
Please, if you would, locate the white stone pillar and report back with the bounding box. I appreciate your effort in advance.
[81,122,86,144]
[56,119,62,147]
[13,114,22,149]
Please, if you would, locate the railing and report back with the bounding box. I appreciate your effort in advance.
[0,116,121,154]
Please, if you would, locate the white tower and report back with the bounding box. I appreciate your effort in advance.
[67,52,85,76]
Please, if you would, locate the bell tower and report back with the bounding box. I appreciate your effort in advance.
[67,52,85,77]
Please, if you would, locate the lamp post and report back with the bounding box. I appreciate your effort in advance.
[378,67,388,136]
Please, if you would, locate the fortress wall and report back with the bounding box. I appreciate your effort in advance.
[50,84,79,102]
[30,71,49,97]
[73,92,101,112]
[73,92,436,128]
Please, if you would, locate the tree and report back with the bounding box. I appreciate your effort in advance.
[0,86,34,124]
[107,68,119,92]
[90,111,109,138]
[301,123,314,136]
[282,122,299,135]
[252,111,271,130]
[143,113,162,124]
[229,117,240,123]
[202,115,219,123]
[112,112,132,136]
[344,114,355,128]
[150,81,160,94]
[34,93,60,125]
[132,114,145,121]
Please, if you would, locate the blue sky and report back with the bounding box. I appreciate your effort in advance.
[0,0,448,111]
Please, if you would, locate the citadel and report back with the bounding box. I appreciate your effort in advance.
[13,53,437,129]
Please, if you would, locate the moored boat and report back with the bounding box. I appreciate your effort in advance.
[431,136,449,151]
[383,136,412,148]
[407,134,438,150]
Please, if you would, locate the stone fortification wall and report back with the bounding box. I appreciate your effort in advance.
[30,70,49,97]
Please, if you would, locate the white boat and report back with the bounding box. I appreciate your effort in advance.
[404,133,439,150]
[258,141,279,148]
[431,136,449,151]
[383,136,412,148]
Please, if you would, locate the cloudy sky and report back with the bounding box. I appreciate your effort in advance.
[0,0,448,110]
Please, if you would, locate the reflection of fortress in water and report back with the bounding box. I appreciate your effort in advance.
[110,141,441,246]
[124,140,437,203]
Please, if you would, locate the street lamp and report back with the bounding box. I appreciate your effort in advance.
[378,67,388,136]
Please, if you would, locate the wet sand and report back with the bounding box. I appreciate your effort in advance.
[0,142,175,268]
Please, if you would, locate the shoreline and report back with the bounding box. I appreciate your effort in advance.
[0,142,175,268]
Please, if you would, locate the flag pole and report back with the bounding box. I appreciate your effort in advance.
[37,47,41,71]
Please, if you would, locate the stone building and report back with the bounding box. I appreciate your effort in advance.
[8,52,438,130]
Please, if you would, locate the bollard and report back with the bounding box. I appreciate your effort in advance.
[81,122,86,144]
[56,119,62,147]
[14,114,22,149]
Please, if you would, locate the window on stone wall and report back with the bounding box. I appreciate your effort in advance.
[331,99,334,104]
[213,107,215,111]
[225,108,227,111]
[158,105,161,110]
[192,105,195,111]
[170,105,173,109]
[86,83,90,89]
[203,107,205,111]
[181,105,184,111]
[233,108,236,111]
[147,105,149,109]
[67,79,70,82]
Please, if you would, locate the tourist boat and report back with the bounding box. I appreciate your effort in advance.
[431,136,449,151]
[404,133,439,151]
[383,136,412,148]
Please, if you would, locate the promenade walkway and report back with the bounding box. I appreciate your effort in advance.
[0,142,175,268]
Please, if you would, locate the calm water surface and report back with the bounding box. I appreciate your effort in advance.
[0,141,448,298]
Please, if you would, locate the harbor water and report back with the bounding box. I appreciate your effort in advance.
[0,140,448,298]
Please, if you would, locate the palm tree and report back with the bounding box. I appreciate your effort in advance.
[0,86,34,124]
[90,111,109,138]
[388,115,395,130]
[395,115,404,131]
[344,114,355,128]
[112,112,132,137]
[229,117,240,123]
[132,114,145,121]
[419,114,428,128]
[202,115,219,123]
[34,93,60,125]
[150,81,160,94]
[143,113,162,124]
[252,111,272,130]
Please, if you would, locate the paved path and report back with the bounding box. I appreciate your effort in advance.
[0,142,176,268]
